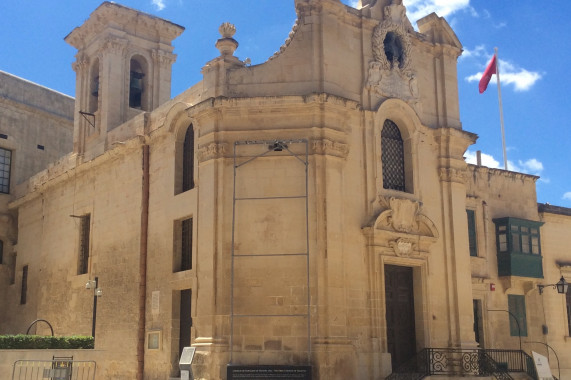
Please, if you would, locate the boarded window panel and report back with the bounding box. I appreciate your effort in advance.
[467,210,477,257]
[20,265,28,305]
[78,215,91,275]
[182,125,194,192]
[381,120,405,192]
[508,295,527,337]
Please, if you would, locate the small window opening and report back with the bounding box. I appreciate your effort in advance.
[0,134,7,139]
[37,145,45,151]
[174,217,193,272]
[181,218,193,271]
[467,209,478,257]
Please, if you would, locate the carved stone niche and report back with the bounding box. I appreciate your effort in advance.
[363,197,439,258]
[366,1,419,109]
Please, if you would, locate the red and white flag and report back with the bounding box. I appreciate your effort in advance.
[479,54,497,94]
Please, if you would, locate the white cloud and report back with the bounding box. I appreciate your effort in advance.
[344,0,474,22]
[508,158,543,176]
[464,150,500,168]
[152,0,166,11]
[466,57,542,92]
[403,0,473,22]
[563,192,571,201]
[460,45,486,60]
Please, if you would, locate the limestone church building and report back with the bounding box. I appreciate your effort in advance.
[0,1,570,379]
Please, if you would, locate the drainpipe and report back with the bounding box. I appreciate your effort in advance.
[137,144,150,380]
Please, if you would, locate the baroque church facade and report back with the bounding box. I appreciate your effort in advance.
[0,0,570,379]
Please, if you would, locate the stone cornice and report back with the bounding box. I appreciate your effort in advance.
[189,93,360,117]
[466,164,539,183]
[65,2,184,49]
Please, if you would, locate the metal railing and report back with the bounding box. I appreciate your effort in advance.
[484,349,537,380]
[12,360,96,380]
[386,348,515,380]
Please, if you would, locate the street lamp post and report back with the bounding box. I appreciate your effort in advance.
[85,277,102,338]
[538,276,569,295]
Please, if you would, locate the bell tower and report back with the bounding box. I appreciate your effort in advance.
[65,2,184,157]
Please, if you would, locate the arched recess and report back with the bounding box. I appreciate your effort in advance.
[88,58,100,113]
[374,98,423,197]
[165,103,196,195]
[129,54,149,110]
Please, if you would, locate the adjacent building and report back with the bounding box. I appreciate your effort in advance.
[0,0,569,379]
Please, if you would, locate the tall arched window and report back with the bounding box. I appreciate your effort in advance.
[129,57,147,110]
[381,119,405,191]
[182,124,194,192]
[89,59,99,113]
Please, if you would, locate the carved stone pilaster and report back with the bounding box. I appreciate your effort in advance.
[439,167,469,184]
[152,50,177,67]
[72,57,89,73]
[311,139,349,159]
[197,143,227,162]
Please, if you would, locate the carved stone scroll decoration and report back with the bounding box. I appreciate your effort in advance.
[197,143,227,162]
[363,196,439,258]
[387,197,419,233]
[366,2,419,108]
[389,238,416,257]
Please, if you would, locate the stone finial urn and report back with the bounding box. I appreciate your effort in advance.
[215,22,238,56]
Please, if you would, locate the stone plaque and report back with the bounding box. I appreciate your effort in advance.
[179,347,195,369]
[227,365,312,379]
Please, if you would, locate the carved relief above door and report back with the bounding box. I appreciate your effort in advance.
[363,196,439,257]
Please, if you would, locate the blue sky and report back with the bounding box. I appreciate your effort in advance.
[1,0,569,206]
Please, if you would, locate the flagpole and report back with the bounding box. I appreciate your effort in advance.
[495,47,508,170]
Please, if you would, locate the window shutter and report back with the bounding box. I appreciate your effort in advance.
[508,295,527,337]
[466,210,477,257]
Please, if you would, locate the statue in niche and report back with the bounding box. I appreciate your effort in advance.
[383,31,404,69]
[365,3,419,108]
